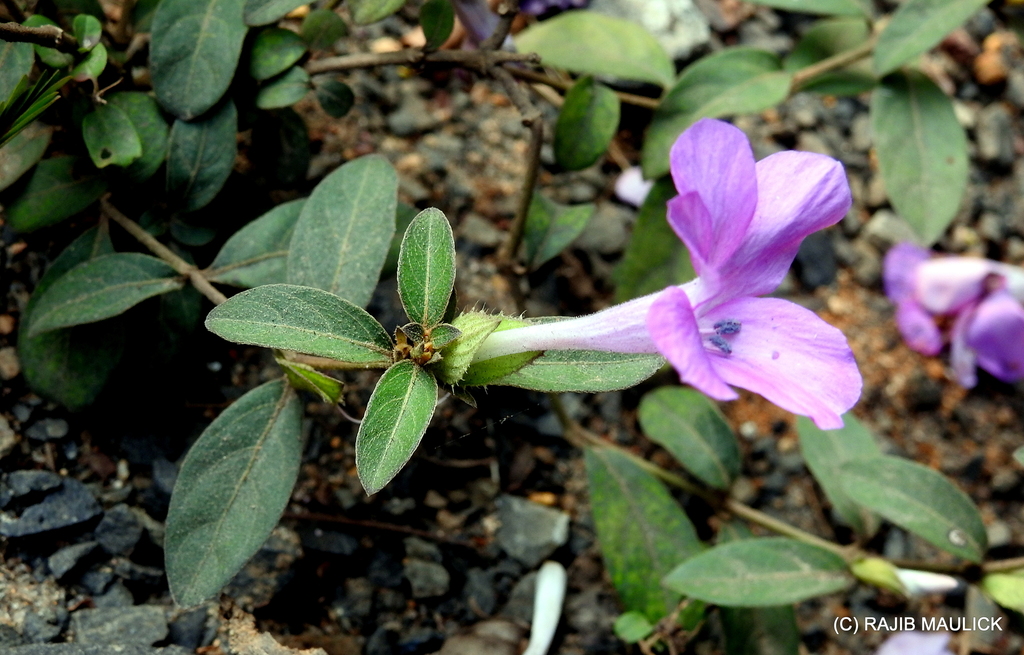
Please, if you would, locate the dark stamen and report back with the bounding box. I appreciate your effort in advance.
[709,334,732,354]
[713,319,741,335]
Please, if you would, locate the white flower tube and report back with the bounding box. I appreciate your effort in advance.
[522,561,568,655]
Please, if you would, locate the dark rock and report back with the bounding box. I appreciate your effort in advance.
[864,210,918,250]
[333,577,374,623]
[463,568,497,616]
[367,549,405,588]
[906,371,942,410]
[299,527,359,555]
[498,571,536,624]
[95,504,143,556]
[25,418,69,441]
[494,495,570,567]
[403,536,442,563]
[0,478,101,537]
[403,559,450,598]
[78,567,115,595]
[168,607,210,651]
[365,626,397,655]
[0,624,26,647]
[70,606,168,646]
[976,104,1015,167]
[10,646,191,655]
[397,626,444,653]
[0,471,62,508]
[23,609,67,644]
[110,559,163,584]
[795,230,837,288]
[47,542,99,579]
[92,581,134,608]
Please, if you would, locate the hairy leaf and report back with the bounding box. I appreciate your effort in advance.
[348,0,405,25]
[315,79,355,118]
[356,361,437,494]
[554,76,620,171]
[398,208,456,327]
[301,8,349,47]
[420,0,455,50]
[250,28,307,81]
[874,0,990,75]
[481,348,663,392]
[287,155,397,307]
[256,66,311,109]
[0,41,33,101]
[166,99,238,212]
[0,121,51,193]
[5,157,106,232]
[205,284,393,364]
[108,92,171,183]
[209,198,305,287]
[166,379,303,606]
[244,0,307,25]
[82,104,143,169]
[523,194,594,269]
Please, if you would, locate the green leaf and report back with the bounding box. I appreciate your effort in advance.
[428,323,460,348]
[287,155,398,307]
[874,0,990,76]
[19,226,123,410]
[871,70,967,246]
[301,8,349,48]
[721,606,801,655]
[642,48,792,179]
[397,208,456,327]
[356,360,437,494]
[150,0,248,120]
[554,76,620,171]
[0,69,68,149]
[166,378,303,606]
[26,253,184,336]
[0,42,34,101]
[134,0,162,31]
[277,357,343,404]
[205,283,393,364]
[663,538,852,606]
[82,103,143,169]
[613,178,694,302]
[170,220,217,246]
[166,99,237,212]
[784,18,875,96]
[523,194,594,269]
[244,0,307,25]
[981,573,1024,613]
[420,0,454,49]
[745,0,866,16]
[250,28,307,81]
[516,11,674,88]
[433,311,502,385]
[613,612,654,644]
[348,0,405,25]
[638,386,740,490]
[586,447,703,621]
[208,198,305,287]
[840,455,987,562]
[384,202,419,275]
[71,43,107,82]
[0,121,51,193]
[481,348,663,393]
[256,66,311,109]
[796,414,880,536]
[22,15,74,68]
[73,14,103,51]
[315,79,355,118]
[107,92,170,183]
[5,156,106,232]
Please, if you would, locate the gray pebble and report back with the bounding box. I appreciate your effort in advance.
[95,504,143,556]
[403,559,450,598]
[976,104,1015,166]
[0,478,102,537]
[47,542,98,580]
[864,209,919,250]
[71,606,167,646]
[25,419,69,442]
[495,495,569,567]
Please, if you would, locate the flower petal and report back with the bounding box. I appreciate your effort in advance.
[883,242,932,304]
[691,151,851,306]
[667,119,757,273]
[647,287,737,401]
[964,289,1024,383]
[895,301,943,356]
[614,166,654,208]
[949,304,978,388]
[916,257,999,314]
[875,632,953,655]
[700,297,861,429]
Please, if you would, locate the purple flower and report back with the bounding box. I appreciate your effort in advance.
[520,0,589,15]
[474,119,861,429]
[874,632,953,655]
[884,243,1024,387]
[451,0,501,46]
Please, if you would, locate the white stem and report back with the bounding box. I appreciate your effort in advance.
[523,561,568,655]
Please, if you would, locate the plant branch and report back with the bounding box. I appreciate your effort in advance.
[508,66,662,110]
[305,48,538,75]
[496,94,542,264]
[0,20,78,52]
[479,0,519,51]
[101,198,229,306]
[789,37,876,93]
[282,352,391,370]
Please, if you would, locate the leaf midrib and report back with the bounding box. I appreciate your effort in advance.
[30,273,179,335]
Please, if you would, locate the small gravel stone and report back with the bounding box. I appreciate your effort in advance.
[498,571,536,624]
[987,520,1012,548]
[976,104,1015,166]
[71,606,168,646]
[495,495,570,567]
[48,542,98,579]
[463,568,497,616]
[572,203,633,255]
[0,478,102,537]
[23,609,67,644]
[404,559,450,598]
[168,607,210,651]
[0,346,20,380]
[25,419,69,442]
[404,536,442,562]
[91,581,134,609]
[9,647,190,655]
[223,526,302,610]
[588,0,710,60]
[0,416,17,459]
[334,577,374,621]
[95,504,143,556]
[300,528,359,555]
[1,470,63,507]
[795,231,837,288]
[864,210,919,250]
